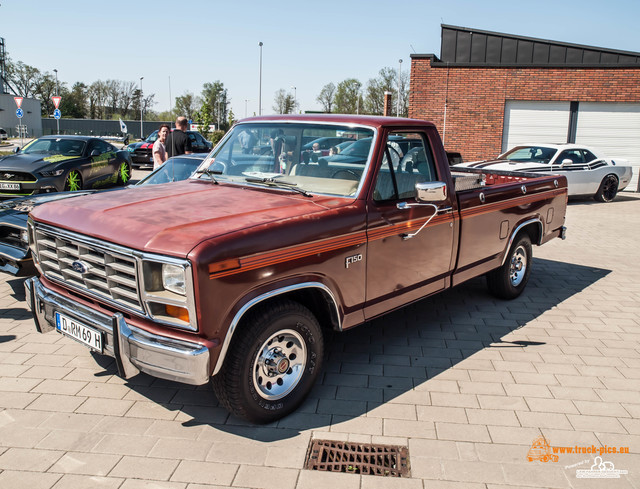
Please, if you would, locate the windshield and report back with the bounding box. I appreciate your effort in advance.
[194,122,376,197]
[21,138,86,156]
[136,156,203,185]
[146,130,159,143]
[501,146,557,164]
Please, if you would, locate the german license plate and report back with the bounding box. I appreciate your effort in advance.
[55,312,103,352]
[0,183,20,190]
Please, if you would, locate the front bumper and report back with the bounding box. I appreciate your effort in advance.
[0,240,34,275]
[25,276,211,385]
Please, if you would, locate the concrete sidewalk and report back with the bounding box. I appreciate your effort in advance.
[0,194,638,489]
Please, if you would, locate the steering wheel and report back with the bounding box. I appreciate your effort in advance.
[331,169,359,180]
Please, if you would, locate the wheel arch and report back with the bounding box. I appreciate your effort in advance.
[500,218,542,267]
[212,282,340,376]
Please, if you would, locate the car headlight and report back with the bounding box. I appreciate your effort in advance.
[162,263,186,296]
[127,146,135,152]
[40,169,65,177]
[141,258,196,331]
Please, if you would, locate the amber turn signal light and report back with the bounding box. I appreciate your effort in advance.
[165,304,189,322]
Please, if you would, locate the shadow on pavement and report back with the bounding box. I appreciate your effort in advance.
[103,257,611,440]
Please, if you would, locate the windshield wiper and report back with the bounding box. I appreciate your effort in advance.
[244,177,313,197]
[194,168,222,184]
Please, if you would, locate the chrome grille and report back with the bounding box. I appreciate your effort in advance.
[34,225,143,313]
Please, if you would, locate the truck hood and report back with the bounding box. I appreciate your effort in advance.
[30,180,346,257]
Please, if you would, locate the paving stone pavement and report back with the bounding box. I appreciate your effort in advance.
[0,191,638,489]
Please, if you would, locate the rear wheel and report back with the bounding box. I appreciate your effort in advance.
[487,234,532,299]
[64,170,83,191]
[212,299,324,424]
[594,174,618,202]
[117,160,131,185]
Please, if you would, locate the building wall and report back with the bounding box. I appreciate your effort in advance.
[0,94,42,137]
[408,56,640,160]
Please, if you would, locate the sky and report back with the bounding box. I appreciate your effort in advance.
[2,0,640,121]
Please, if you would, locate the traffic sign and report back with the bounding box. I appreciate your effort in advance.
[52,96,62,109]
[16,108,24,119]
[14,97,23,109]
[53,109,61,120]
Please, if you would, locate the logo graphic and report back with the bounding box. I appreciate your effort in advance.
[71,260,91,274]
[3,173,14,180]
[345,253,362,268]
[527,437,558,463]
[576,457,628,479]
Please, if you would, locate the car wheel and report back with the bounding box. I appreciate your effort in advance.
[487,234,532,300]
[64,170,83,192]
[117,161,132,185]
[594,174,618,202]
[212,299,324,424]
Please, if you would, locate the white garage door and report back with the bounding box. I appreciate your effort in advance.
[502,101,571,153]
[575,102,640,191]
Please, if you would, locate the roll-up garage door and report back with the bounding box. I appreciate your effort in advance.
[575,102,640,191]
[502,101,571,153]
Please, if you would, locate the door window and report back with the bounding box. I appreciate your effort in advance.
[373,133,437,201]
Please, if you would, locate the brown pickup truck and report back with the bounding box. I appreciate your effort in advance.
[25,115,567,423]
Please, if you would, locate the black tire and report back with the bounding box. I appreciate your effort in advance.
[212,299,324,424]
[487,234,532,299]
[594,174,618,203]
[63,170,83,192]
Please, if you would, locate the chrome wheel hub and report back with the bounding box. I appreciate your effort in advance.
[253,329,306,400]
[509,245,527,286]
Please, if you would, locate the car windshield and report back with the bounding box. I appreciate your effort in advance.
[146,130,159,143]
[501,146,557,164]
[21,138,86,156]
[136,156,203,185]
[194,122,376,197]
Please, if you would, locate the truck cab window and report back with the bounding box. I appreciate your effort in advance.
[374,132,436,201]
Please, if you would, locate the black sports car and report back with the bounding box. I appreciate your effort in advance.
[0,153,206,276]
[127,129,212,167]
[0,135,132,198]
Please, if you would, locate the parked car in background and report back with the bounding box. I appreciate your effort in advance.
[0,153,206,276]
[0,135,132,198]
[0,127,8,141]
[455,143,632,202]
[301,136,355,152]
[127,129,212,167]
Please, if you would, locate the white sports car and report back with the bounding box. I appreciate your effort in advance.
[456,144,633,202]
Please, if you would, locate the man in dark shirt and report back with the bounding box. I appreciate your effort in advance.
[165,116,193,158]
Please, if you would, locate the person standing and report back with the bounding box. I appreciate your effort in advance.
[152,124,170,170]
[165,116,193,158]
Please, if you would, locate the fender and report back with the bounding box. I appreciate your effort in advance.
[501,218,543,266]
[212,281,340,376]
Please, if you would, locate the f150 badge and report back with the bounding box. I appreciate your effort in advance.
[345,254,362,268]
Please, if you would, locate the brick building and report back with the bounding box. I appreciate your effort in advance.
[409,25,640,178]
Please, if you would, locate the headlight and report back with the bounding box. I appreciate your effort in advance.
[40,169,65,177]
[162,263,186,296]
[127,146,135,152]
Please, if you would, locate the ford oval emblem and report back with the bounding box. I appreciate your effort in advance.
[71,260,91,274]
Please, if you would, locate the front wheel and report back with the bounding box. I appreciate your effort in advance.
[64,170,83,191]
[594,174,618,202]
[212,299,324,424]
[117,160,132,185]
[487,234,532,299]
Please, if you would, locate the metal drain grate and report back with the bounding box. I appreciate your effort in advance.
[304,439,410,477]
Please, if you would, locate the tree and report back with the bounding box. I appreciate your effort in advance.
[201,81,229,131]
[34,72,58,117]
[8,61,40,98]
[175,92,200,121]
[60,82,88,118]
[333,78,363,114]
[119,81,137,119]
[273,89,296,114]
[316,82,336,113]
[364,67,396,115]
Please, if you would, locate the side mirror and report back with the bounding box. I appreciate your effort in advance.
[560,158,572,167]
[90,149,101,157]
[416,181,447,203]
[13,147,20,153]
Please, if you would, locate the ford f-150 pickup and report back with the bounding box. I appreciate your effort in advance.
[25,115,568,423]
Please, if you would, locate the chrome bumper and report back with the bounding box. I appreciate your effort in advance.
[24,276,210,385]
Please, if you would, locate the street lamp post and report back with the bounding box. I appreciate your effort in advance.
[245,99,249,118]
[291,86,296,114]
[139,77,144,139]
[53,69,59,134]
[258,42,263,116]
[397,59,402,117]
